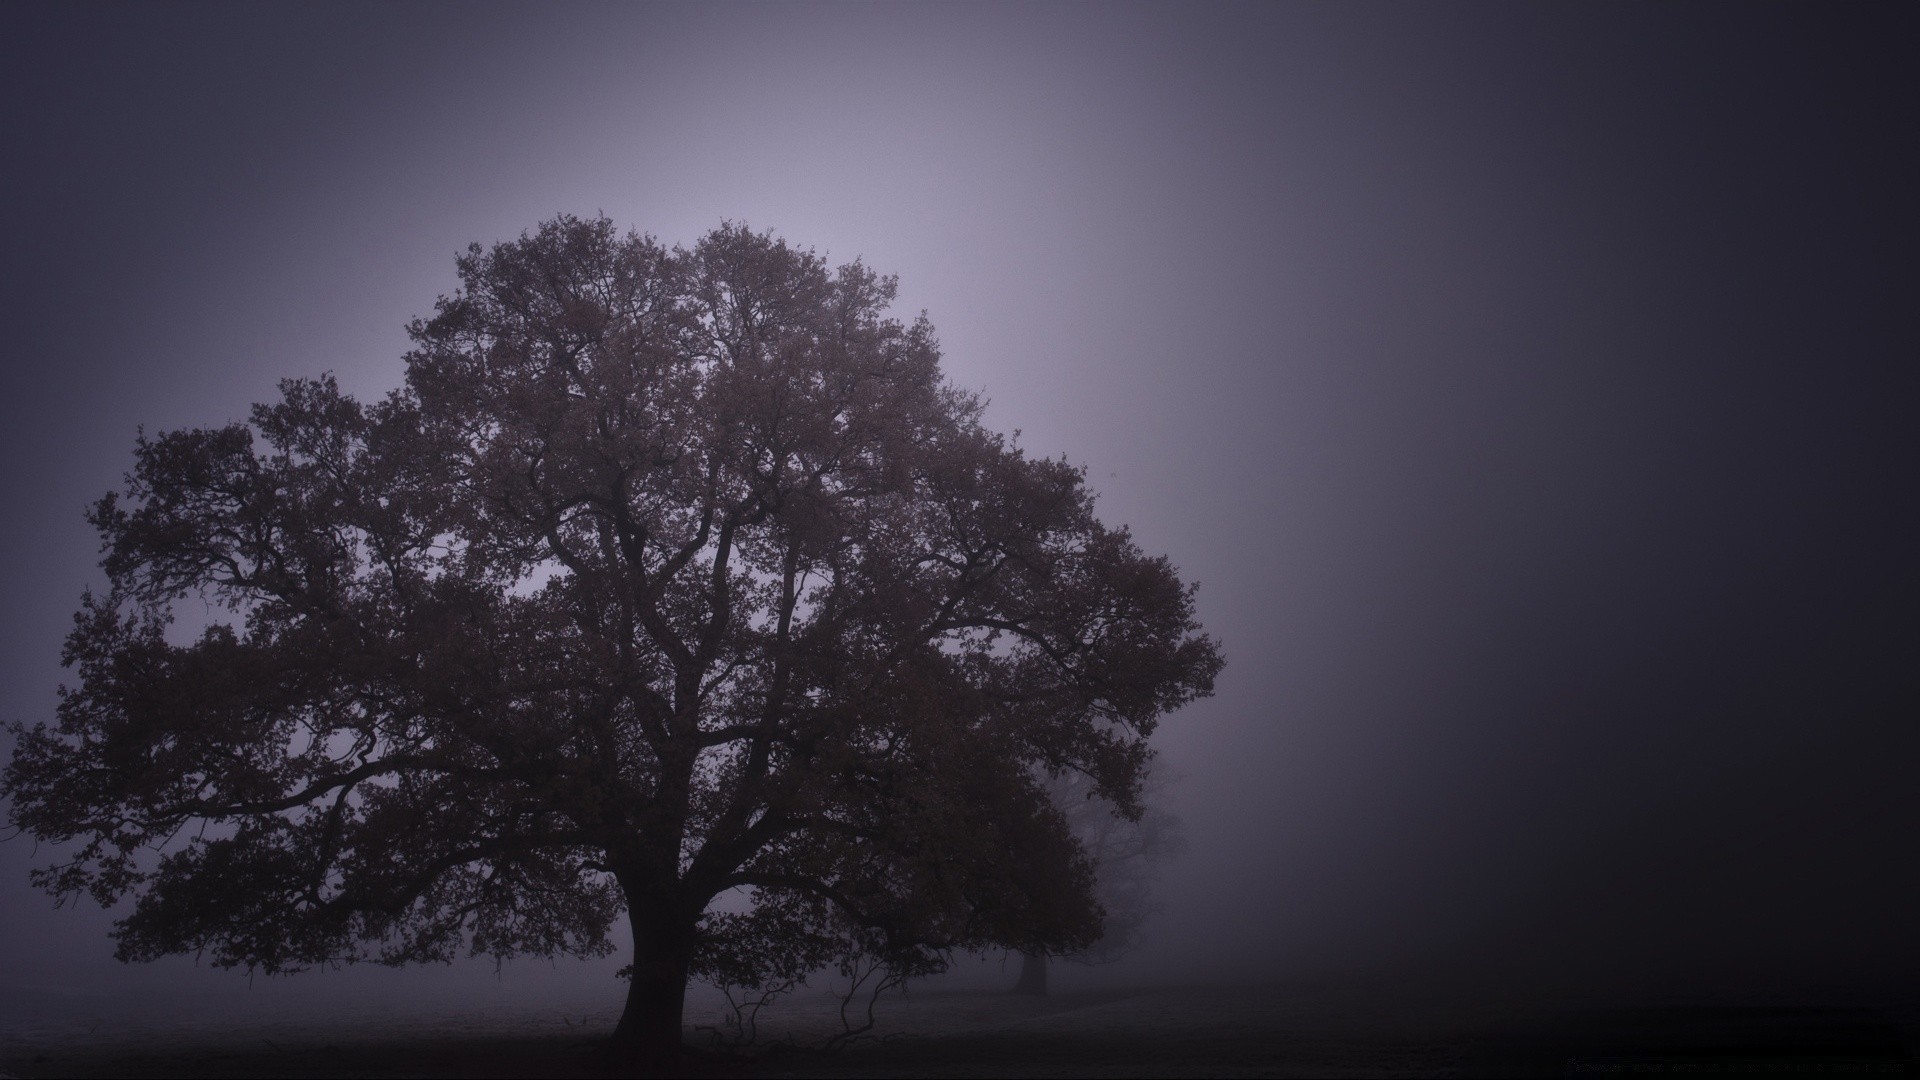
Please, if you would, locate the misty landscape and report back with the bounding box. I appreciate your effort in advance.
[3,3,1916,1078]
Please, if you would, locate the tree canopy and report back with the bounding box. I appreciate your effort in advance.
[3,215,1222,1065]
[1010,766,1185,996]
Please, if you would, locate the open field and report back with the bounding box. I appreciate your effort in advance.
[4,981,1914,1078]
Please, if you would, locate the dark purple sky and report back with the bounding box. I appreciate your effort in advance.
[3,1,1914,1020]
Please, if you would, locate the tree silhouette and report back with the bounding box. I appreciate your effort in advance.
[1011,765,1185,995]
[2,215,1221,1070]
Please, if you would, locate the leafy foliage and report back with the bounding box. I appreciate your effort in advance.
[1049,766,1186,966]
[4,216,1221,1029]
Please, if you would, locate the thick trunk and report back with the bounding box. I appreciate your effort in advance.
[611,888,694,1075]
[1012,950,1049,996]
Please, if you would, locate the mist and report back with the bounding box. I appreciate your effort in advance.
[3,0,1914,1066]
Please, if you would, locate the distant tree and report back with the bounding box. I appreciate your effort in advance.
[1,216,1221,1071]
[1011,765,1184,996]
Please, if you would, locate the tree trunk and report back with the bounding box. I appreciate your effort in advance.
[1011,950,1049,996]
[611,892,693,1076]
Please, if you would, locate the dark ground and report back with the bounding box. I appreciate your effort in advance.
[4,983,1914,1078]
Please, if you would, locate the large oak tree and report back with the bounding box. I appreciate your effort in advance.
[3,216,1221,1069]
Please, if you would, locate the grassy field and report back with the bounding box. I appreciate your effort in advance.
[3,982,1914,1078]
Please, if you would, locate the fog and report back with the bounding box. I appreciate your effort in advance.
[3,0,1914,1044]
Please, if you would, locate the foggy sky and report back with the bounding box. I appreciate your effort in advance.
[3,1,1914,1022]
